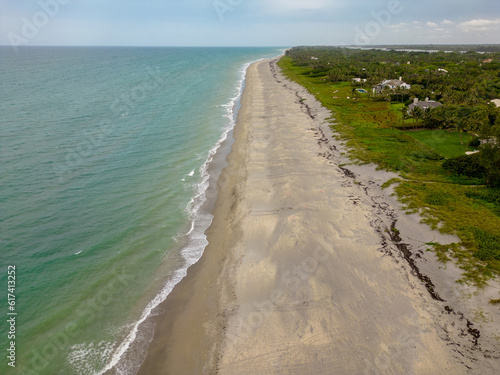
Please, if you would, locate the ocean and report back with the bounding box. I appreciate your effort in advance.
[0,46,283,374]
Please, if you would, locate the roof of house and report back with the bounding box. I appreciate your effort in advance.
[373,79,411,93]
[381,79,408,87]
[491,99,500,108]
[408,100,443,111]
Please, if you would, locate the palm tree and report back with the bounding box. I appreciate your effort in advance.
[422,108,433,128]
[466,87,480,106]
[465,109,488,151]
[411,106,423,129]
[402,108,410,127]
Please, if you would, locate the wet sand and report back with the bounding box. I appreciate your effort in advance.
[135,59,499,375]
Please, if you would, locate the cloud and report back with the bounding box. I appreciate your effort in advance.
[426,21,439,28]
[262,0,331,12]
[459,18,500,29]
[388,22,407,29]
[441,20,454,25]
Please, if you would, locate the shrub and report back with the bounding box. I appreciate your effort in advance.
[468,137,481,148]
[424,191,450,205]
[471,227,500,261]
[466,187,500,205]
[442,154,486,178]
[410,150,444,161]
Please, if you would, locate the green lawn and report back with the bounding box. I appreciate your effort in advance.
[407,130,477,159]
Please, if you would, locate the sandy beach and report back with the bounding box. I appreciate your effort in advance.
[135,58,499,375]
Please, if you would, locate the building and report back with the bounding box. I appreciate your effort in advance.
[373,77,411,94]
[491,99,500,108]
[408,98,442,113]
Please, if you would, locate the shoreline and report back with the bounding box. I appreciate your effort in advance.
[100,57,252,375]
[133,58,269,375]
[135,58,499,374]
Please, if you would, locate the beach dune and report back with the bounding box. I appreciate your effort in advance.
[136,59,496,375]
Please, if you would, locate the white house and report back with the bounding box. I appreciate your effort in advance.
[373,77,411,94]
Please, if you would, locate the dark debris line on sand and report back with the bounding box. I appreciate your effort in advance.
[268,58,500,369]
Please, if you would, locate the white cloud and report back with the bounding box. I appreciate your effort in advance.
[262,0,331,12]
[441,20,454,25]
[459,18,500,28]
[388,22,407,29]
[426,21,439,28]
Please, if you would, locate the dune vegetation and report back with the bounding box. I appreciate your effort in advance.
[278,47,500,288]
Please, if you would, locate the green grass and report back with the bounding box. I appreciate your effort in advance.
[278,55,500,285]
[395,181,500,284]
[390,102,415,128]
[278,56,445,177]
[407,130,478,158]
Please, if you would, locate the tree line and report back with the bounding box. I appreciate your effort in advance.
[285,46,500,186]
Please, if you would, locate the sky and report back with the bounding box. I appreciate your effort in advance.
[0,0,499,48]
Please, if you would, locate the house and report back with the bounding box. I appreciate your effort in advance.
[483,59,493,63]
[408,98,442,113]
[491,99,500,108]
[352,78,367,83]
[373,77,411,94]
[480,137,498,147]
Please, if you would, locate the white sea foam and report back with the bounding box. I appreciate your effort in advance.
[68,341,114,374]
[96,55,279,375]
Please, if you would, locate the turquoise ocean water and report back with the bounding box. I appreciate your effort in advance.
[0,46,282,374]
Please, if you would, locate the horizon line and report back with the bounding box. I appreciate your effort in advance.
[1,43,499,48]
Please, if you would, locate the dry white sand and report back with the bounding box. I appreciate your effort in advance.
[135,59,500,375]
